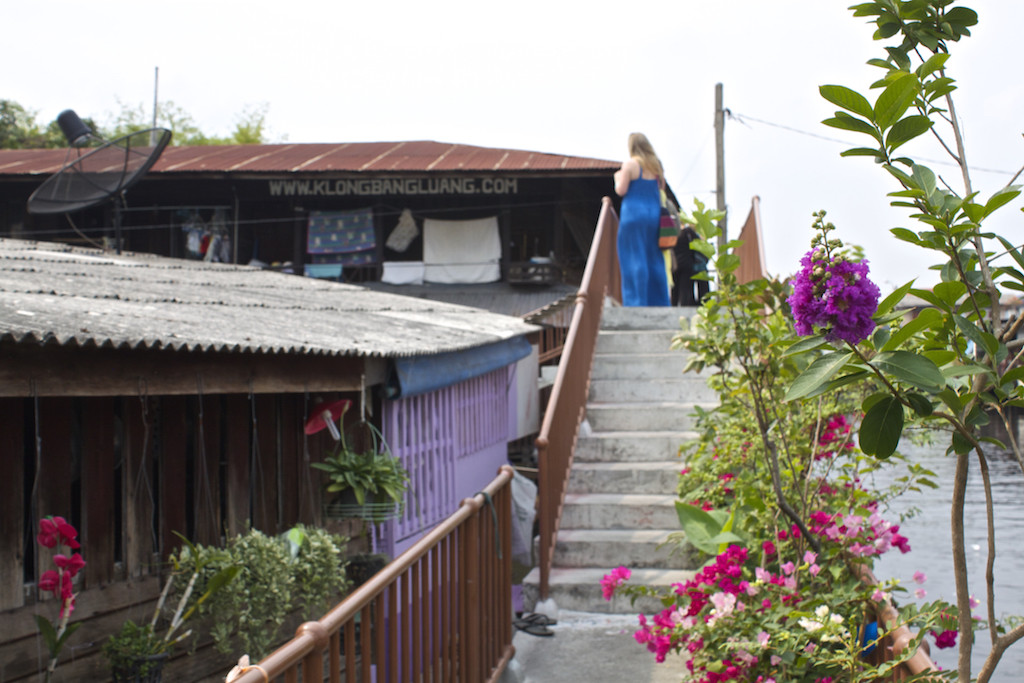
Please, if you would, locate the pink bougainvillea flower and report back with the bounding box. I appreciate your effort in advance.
[913,571,927,585]
[915,589,927,599]
[969,595,980,609]
[933,630,958,649]
[600,566,632,601]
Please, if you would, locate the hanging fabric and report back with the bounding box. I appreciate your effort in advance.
[385,208,420,252]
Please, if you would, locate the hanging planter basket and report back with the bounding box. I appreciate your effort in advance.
[323,489,404,523]
[312,419,410,523]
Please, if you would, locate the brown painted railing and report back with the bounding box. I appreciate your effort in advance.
[524,292,576,365]
[229,465,515,683]
[535,197,621,600]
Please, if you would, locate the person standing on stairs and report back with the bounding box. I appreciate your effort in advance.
[614,132,671,307]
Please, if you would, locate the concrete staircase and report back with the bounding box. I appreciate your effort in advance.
[523,304,718,614]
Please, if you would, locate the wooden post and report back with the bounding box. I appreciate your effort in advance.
[715,82,728,252]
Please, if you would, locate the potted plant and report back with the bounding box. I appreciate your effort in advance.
[307,401,410,522]
[103,534,239,683]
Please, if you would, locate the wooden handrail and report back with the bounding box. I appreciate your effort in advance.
[230,465,515,683]
[535,197,620,600]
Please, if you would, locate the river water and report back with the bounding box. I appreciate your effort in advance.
[871,439,1024,681]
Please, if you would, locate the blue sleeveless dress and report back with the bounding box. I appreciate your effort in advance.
[618,170,670,306]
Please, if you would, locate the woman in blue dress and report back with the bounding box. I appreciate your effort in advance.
[614,132,671,307]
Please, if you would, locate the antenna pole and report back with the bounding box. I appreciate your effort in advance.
[150,67,159,147]
[715,82,727,251]
[114,198,124,254]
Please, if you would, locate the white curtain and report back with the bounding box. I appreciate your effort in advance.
[423,217,501,284]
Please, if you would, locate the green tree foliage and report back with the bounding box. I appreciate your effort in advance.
[0,98,271,148]
[0,100,72,148]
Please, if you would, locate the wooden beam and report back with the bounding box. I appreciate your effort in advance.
[82,397,116,587]
[0,398,25,611]
[0,343,384,397]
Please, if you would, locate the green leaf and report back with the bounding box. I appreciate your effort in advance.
[934,281,967,307]
[886,115,933,152]
[882,308,942,351]
[35,615,58,656]
[874,73,919,129]
[859,396,904,458]
[954,314,998,357]
[782,334,829,357]
[916,52,950,78]
[985,186,1021,215]
[890,227,922,246]
[876,279,915,317]
[819,84,875,119]
[873,350,946,391]
[674,502,744,555]
[906,392,934,417]
[822,113,879,139]
[784,352,854,401]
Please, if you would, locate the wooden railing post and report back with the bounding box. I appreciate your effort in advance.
[535,197,619,602]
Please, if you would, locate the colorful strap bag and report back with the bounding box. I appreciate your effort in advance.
[659,197,682,249]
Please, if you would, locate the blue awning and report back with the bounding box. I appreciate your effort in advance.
[386,336,532,399]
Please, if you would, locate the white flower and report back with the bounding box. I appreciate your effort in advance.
[799,617,824,633]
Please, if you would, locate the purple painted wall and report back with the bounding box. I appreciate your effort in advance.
[377,364,514,556]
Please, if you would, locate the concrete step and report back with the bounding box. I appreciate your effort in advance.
[560,493,679,530]
[585,402,714,432]
[567,461,681,495]
[601,305,698,331]
[575,430,696,463]
[596,329,681,355]
[590,353,692,380]
[522,566,696,615]
[552,529,697,569]
[589,377,718,404]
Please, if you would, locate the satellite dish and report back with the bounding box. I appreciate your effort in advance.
[27,109,172,253]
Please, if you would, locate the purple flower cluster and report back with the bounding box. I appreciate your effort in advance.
[789,249,880,346]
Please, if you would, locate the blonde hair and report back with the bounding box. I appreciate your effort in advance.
[627,132,664,179]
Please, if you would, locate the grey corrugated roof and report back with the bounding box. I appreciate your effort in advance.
[361,281,578,319]
[0,239,538,357]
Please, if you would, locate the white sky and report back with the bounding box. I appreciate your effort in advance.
[6,0,1021,292]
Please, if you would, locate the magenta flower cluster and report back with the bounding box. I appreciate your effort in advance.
[808,503,911,557]
[788,249,880,346]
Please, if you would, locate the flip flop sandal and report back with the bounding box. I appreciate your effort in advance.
[520,612,557,626]
[514,619,554,637]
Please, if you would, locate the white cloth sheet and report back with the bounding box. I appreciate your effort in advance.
[422,216,501,284]
[381,261,425,285]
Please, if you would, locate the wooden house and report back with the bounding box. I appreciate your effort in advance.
[0,237,538,682]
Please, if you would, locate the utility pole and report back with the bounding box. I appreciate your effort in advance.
[714,83,727,251]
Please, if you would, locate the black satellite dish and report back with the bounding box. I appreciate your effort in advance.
[27,109,172,253]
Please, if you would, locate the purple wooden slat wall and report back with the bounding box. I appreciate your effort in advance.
[379,366,512,556]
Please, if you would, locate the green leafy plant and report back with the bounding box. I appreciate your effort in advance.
[608,198,950,681]
[102,532,238,681]
[312,420,410,520]
[779,3,1024,680]
[174,526,350,659]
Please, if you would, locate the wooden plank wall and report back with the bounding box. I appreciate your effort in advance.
[0,391,336,682]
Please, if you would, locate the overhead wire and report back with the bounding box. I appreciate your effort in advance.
[727,110,1019,177]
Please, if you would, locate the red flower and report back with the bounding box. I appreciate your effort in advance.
[933,629,957,649]
[37,516,80,550]
[54,553,86,578]
[37,518,60,548]
[38,569,59,593]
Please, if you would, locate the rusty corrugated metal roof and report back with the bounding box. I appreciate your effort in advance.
[0,141,619,177]
[0,238,538,358]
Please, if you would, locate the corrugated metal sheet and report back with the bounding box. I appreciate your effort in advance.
[0,141,619,177]
[361,281,578,319]
[0,238,538,358]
